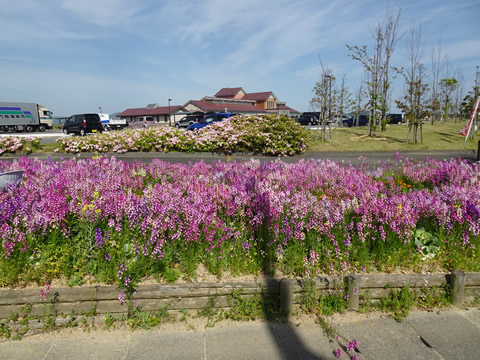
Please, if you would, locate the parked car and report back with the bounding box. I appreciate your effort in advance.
[386,113,403,125]
[331,114,351,125]
[174,112,205,128]
[343,115,369,127]
[186,112,237,131]
[129,116,155,129]
[297,113,320,126]
[63,113,103,136]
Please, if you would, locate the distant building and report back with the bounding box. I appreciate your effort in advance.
[117,88,300,125]
[180,87,299,117]
[116,103,182,124]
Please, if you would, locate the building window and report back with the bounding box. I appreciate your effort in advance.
[266,100,275,109]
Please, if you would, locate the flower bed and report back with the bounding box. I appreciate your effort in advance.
[0,156,479,294]
[0,136,40,155]
[56,114,308,156]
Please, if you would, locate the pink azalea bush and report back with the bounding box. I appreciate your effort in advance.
[0,136,40,155]
[0,156,478,287]
[56,115,308,156]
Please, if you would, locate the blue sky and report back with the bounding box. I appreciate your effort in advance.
[0,0,478,116]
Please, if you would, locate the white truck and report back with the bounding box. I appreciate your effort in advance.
[0,102,53,132]
[99,113,128,131]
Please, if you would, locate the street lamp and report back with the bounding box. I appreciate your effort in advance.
[168,98,172,126]
[98,106,102,114]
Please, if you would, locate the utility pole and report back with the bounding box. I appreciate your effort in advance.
[475,66,479,128]
[475,66,479,99]
[168,98,172,126]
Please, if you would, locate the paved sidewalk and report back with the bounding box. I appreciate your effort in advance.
[1,308,479,359]
[0,149,477,167]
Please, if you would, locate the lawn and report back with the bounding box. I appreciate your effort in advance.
[307,121,478,152]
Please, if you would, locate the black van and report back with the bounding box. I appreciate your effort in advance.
[63,114,103,136]
[297,112,320,126]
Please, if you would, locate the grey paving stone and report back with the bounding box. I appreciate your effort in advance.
[407,310,480,360]
[269,322,341,359]
[44,334,130,360]
[206,322,283,360]
[0,340,54,360]
[336,316,440,360]
[126,330,204,360]
[460,307,480,327]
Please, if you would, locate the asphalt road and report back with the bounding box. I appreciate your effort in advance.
[0,130,477,165]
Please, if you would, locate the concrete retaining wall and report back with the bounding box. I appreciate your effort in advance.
[0,272,479,320]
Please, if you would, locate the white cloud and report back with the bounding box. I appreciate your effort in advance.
[59,0,146,26]
[0,63,172,115]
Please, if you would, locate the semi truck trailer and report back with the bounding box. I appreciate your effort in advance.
[0,102,53,132]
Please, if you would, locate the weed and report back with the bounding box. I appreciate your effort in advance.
[197,297,220,328]
[126,304,170,330]
[0,322,11,339]
[104,312,116,330]
[379,285,415,322]
[317,289,347,316]
[299,279,318,313]
[225,291,263,321]
[417,283,451,309]
[179,309,189,322]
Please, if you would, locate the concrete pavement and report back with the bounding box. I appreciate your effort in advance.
[1,308,479,359]
[0,149,477,166]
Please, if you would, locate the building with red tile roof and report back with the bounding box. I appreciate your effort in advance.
[117,88,300,126]
[182,87,299,117]
[116,104,182,124]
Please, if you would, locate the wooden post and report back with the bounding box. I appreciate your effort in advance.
[280,278,295,320]
[347,274,361,311]
[450,271,465,307]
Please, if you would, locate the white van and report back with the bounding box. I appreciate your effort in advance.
[129,116,155,129]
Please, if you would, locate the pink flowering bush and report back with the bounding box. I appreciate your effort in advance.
[0,136,40,155]
[0,156,478,287]
[56,115,308,156]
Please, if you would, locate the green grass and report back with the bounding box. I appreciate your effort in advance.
[35,143,59,153]
[307,121,478,152]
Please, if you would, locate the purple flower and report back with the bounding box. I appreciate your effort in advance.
[95,228,104,249]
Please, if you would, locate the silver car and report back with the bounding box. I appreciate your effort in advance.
[129,116,156,129]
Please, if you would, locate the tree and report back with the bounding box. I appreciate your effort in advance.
[429,42,447,124]
[347,8,402,136]
[395,23,430,144]
[461,85,480,119]
[452,70,465,123]
[310,60,335,142]
[352,79,367,127]
[379,9,402,131]
[439,77,458,121]
[332,75,353,127]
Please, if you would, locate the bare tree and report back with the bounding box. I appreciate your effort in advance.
[347,8,402,136]
[452,69,465,123]
[310,59,335,142]
[353,78,367,126]
[439,77,458,121]
[332,75,353,127]
[379,9,402,131]
[429,41,447,124]
[396,23,429,144]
